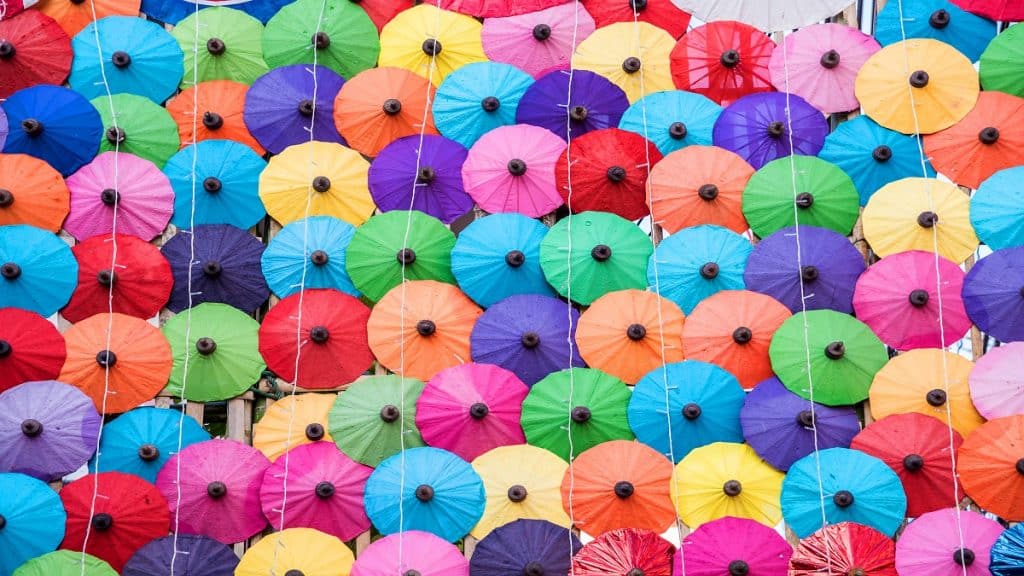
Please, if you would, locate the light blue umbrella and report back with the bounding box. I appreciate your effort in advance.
[164,140,267,230]
[876,0,995,62]
[0,472,67,576]
[451,213,557,308]
[69,16,184,104]
[991,522,1024,576]
[971,166,1024,250]
[90,407,210,484]
[618,90,723,156]
[364,446,486,543]
[261,216,360,299]
[648,224,751,314]
[433,62,534,148]
[781,447,907,539]
[0,225,78,317]
[1,85,103,177]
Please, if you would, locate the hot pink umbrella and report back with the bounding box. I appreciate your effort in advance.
[64,152,174,242]
[351,530,469,576]
[259,441,372,542]
[768,23,881,114]
[415,362,528,462]
[155,438,270,545]
[969,342,1024,420]
[852,250,971,351]
[481,4,596,78]
[675,516,792,576]
[461,124,566,218]
[895,508,1004,576]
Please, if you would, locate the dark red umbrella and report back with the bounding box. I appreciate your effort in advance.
[581,0,692,38]
[571,528,675,576]
[359,0,414,32]
[670,20,776,105]
[0,308,65,393]
[0,9,72,99]
[789,522,897,576]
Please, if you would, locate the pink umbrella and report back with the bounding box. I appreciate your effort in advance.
[852,250,971,351]
[415,363,528,462]
[351,530,469,576]
[155,438,270,545]
[895,508,1004,576]
[969,342,1024,420]
[461,124,566,218]
[768,23,881,114]
[481,4,597,78]
[676,516,792,576]
[63,152,174,242]
[259,441,373,542]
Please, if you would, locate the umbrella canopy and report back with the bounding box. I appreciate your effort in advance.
[574,22,675,103]
[439,0,562,17]
[582,0,690,37]
[572,528,675,576]
[712,92,830,170]
[235,528,354,576]
[91,406,209,484]
[432,61,534,149]
[789,522,897,576]
[970,342,1024,420]
[0,9,72,99]
[619,91,723,157]
[991,523,1024,576]
[669,20,776,106]
[0,224,77,317]
[122,534,239,576]
[649,224,751,314]
[676,516,792,576]
[952,0,1024,20]
[673,442,784,528]
[378,4,486,83]
[956,415,1024,521]
[980,22,1024,97]
[172,7,268,86]
[252,393,336,462]
[0,152,70,232]
[971,166,1024,250]
[0,308,65,393]
[876,0,995,62]
[139,0,290,24]
[469,444,570,539]
[368,135,473,224]
[646,145,752,234]
[243,64,345,155]
[163,224,269,313]
[36,0,139,38]
[0,472,67,576]
[962,246,1024,343]
[327,375,426,467]
[164,140,266,230]
[480,3,596,78]
[261,216,359,299]
[896,508,1004,576]
[470,519,580,576]
[516,69,630,140]
[669,0,854,33]
[261,0,379,79]
[13,551,116,576]
[1,84,102,176]
[167,80,264,154]
[351,530,468,576]
[92,94,179,167]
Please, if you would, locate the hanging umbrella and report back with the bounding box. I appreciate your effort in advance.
[122,534,239,576]
[469,445,570,538]
[0,9,71,98]
[13,551,116,576]
[59,312,172,413]
[962,246,1024,343]
[359,0,414,33]
[92,94,179,167]
[1,84,102,176]
[378,4,486,83]
[619,91,723,157]
[955,415,1024,521]
[789,522,897,576]
[0,472,67,576]
[163,224,268,313]
[0,105,6,149]
[440,0,563,18]
[574,22,675,103]
[352,530,468,576]
[172,7,267,86]
[327,375,425,467]
[971,166,1024,250]
[540,211,652,306]
[235,528,354,576]
[673,442,784,528]
[252,393,336,461]
[572,528,674,576]
[647,145,751,234]
[669,20,776,106]
[991,523,1024,576]
[970,342,1024,420]
[648,224,751,314]
[36,0,139,38]
[142,0,290,24]
[950,0,1024,21]
[470,519,580,576]
[259,442,372,542]
[480,3,596,78]
[669,0,854,33]
[582,0,690,37]
[0,224,77,317]
[163,140,266,230]
[876,0,995,62]
[980,22,1024,97]
[782,448,907,538]
[516,69,630,139]
[677,516,792,576]
[91,406,209,484]
[368,135,473,224]
[261,216,359,300]
[167,80,264,154]
[333,66,438,157]
[261,0,378,79]
[432,61,534,148]
[243,64,345,155]
[0,153,69,232]
[0,308,65,393]
[896,508,1004,576]
[470,294,584,386]
[712,92,830,170]
[741,376,860,472]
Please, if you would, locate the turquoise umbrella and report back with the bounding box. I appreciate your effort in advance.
[0,472,67,575]
[618,90,723,156]
[649,224,751,314]
[261,216,361,299]
[0,224,78,317]
[433,62,534,148]
[164,139,267,230]
[90,407,210,483]
[970,165,1024,250]
[876,0,995,62]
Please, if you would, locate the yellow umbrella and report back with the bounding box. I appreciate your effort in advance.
[252,393,336,462]
[235,528,354,576]
[574,22,676,103]
[672,442,784,529]
[855,39,979,135]
[259,141,375,226]
[378,5,487,84]
[470,444,571,539]
[862,177,978,264]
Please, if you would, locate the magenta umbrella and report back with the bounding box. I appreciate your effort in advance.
[481,3,596,78]
[896,508,1004,576]
[351,530,469,576]
[676,516,792,576]
[416,363,528,462]
[969,342,1024,421]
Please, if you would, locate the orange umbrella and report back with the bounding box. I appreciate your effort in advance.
[333,66,438,157]
[681,290,791,389]
[58,313,172,414]
[561,440,676,536]
[37,0,141,37]
[575,289,685,385]
[647,146,754,234]
[0,153,70,232]
[957,415,1024,521]
[366,280,482,381]
[165,80,264,155]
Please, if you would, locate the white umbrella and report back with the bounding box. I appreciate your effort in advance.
[670,0,855,33]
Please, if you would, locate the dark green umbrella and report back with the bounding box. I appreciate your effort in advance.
[172,6,269,86]
[92,94,180,168]
[327,375,426,467]
[262,0,380,80]
[980,23,1024,98]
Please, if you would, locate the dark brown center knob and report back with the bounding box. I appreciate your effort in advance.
[698,184,718,201]
[801,265,819,282]
[720,49,740,68]
[383,99,402,115]
[614,480,635,498]
[732,327,753,344]
[848,570,867,576]
[523,561,546,576]
[311,250,329,266]
[97,269,116,287]
[532,24,552,41]
[682,403,702,420]
[0,41,14,60]
[202,111,224,130]
[422,39,442,56]
[723,480,742,496]
[728,560,750,576]
[105,126,126,144]
[0,189,13,208]
[416,167,435,184]
[909,70,930,88]
[312,176,331,193]
[312,31,330,49]
[206,38,226,55]
[627,570,645,576]
[767,121,785,137]
[0,340,11,358]
[416,320,436,336]
[469,402,489,420]
[926,388,947,407]
[315,481,335,499]
[569,105,588,122]
[521,331,540,349]
[138,443,160,462]
[630,0,647,10]
[415,484,434,502]
[507,484,528,502]
[505,250,526,267]
[825,341,846,360]
[508,158,528,176]
[481,96,500,112]
[91,513,114,531]
[903,454,924,472]
[380,404,400,422]
[833,490,854,508]
[397,248,417,265]
[669,122,687,139]
[305,423,325,441]
[953,548,975,567]
[820,49,841,69]
[622,56,642,73]
[207,481,227,499]
[21,119,42,136]
[979,127,1000,145]
[929,9,951,28]
[1016,458,1024,475]
[606,166,627,182]
[196,337,217,356]
[203,261,222,277]
[101,188,119,206]
[872,145,892,162]
[20,419,42,437]
[285,571,305,576]
[70,0,86,4]
[626,323,647,341]
[700,262,719,279]
[795,192,814,209]
[203,177,222,194]
[797,410,815,428]
[571,406,591,423]
[310,326,330,343]
[0,263,19,280]
[405,571,421,576]
[909,289,929,307]
[111,51,131,68]
[298,100,315,117]
[591,244,612,262]
[96,350,117,368]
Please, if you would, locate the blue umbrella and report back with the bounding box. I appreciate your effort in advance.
[1,85,103,176]
[364,446,486,543]
[819,116,934,206]
[618,90,723,156]
[0,105,8,149]
[0,224,78,317]
[991,522,1024,576]
[433,62,534,149]
[516,69,630,140]
[69,16,183,104]
[781,447,907,539]
[628,360,745,463]
[261,216,360,299]
[140,0,290,24]
[648,224,751,314]
[876,0,995,62]
[164,139,267,230]
[0,472,67,576]
[971,166,1024,250]
[469,519,581,576]
[90,407,210,484]
[123,534,239,576]
[451,213,557,308]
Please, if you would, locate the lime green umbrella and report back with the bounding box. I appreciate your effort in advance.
[162,303,266,402]
[769,309,888,407]
[345,210,456,303]
[13,551,116,576]
[263,0,380,80]
[328,375,426,467]
[173,7,269,87]
[980,24,1024,97]
[520,368,634,462]
[742,155,860,238]
[539,211,652,306]
[92,94,180,168]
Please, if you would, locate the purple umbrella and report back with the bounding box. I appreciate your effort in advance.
[243,64,346,155]
[0,380,100,482]
[0,106,7,149]
[469,519,581,576]
[741,377,861,472]
[470,294,584,386]
[122,534,239,576]
[368,134,474,225]
[161,224,269,314]
[963,246,1024,343]
[712,92,830,169]
[743,225,865,314]
[515,69,630,141]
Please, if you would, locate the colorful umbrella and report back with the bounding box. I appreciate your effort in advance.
[368,135,472,224]
[480,3,596,78]
[252,393,335,461]
[574,22,675,103]
[0,224,77,317]
[122,534,239,576]
[0,308,65,393]
[582,0,690,37]
[789,522,897,576]
[670,0,854,33]
[876,0,995,62]
[139,0,289,25]
[327,375,426,467]
[162,224,269,313]
[516,69,630,140]
[470,519,581,576]
[669,20,775,106]
[980,22,1024,97]
[676,516,793,576]
[647,145,752,234]
[351,530,468,576]
[261,0,378,79]
[92,94,179,167]
[36,0,139,38]
[571,528,674,576]
[0,9,71,98]
[235,528,354,576]
[955,415,1024,521]
[13,551,116,576]
[896,508,1004,576]
[991,523,1024,576]
[163,140,266,230]
[0,152,69,232]
[172,7,268,86]
[469,444,570,538]
[440,0,562,18]
[712,92,830,170]
[378,4,486,83]
[261,216,359,300]
[0,472,67,576]
[952,0,1024,20]
[167,80,264,154]
[0,104,6,149]
[649,224,751,314]
[1,84,102,176]
[962,246,1024,343]
[673,442,784,528]
[243,64,345,155]
[970,342,1024,420]
[619,91,723,157]
[432,61,534,148]
[971,166,1024,250]
[90,406,209,483]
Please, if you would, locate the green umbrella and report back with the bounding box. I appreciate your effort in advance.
[769,309,888,406]
[173,7,269,87]
[345,210,457,303]
[92,94,180,168]
[520,368,634,462]
[539,211,652,306]
[262,0,380,80]
[327,375,426,467]
[162,303,266,402]
[13,551,117,576]
[980,24,1024,97]
[742,155,860,238]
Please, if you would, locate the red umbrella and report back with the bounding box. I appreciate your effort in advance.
[572,528,675,576]
[670,20,776,105]
[61,234,173,324]
[581,0,692,38]
[360,0,413,32]
[59,471,170,572]
[951,0,1024,21]
[0,9,72,98]
[789,522,897,576]
[0,308,65,393]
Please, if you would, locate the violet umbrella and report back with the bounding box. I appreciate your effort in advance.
[351,530,468,576]
[481,3,597,78]
[122,534,239,576]
[0,106,7,149]
[515,69,630,140]
[969,342,1024,420]
[712,92,830,169]
[470,294,585,387]
[896,508,1005,576]
[0,380,100,482]
[368,134,473,225]
[470,519,582,576]
[243,64,346,155]
[962,246,1024,343]
[676,516,793,576]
